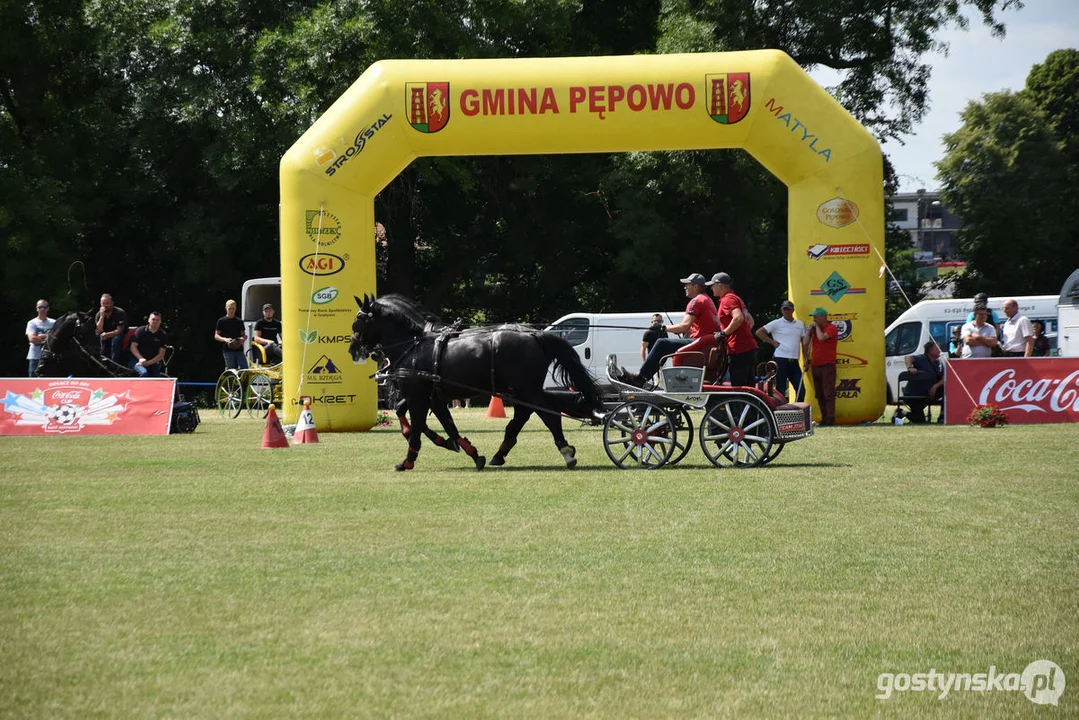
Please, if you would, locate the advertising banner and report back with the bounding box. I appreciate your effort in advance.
[0,377,176,436]
[945,359,1079,425]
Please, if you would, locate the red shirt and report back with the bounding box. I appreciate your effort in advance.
[685,293,719,339]
[809,322,839,365]
[717,292,757,354]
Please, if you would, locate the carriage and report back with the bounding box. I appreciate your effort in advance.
[214,344,283,418]
[351,294,815,472]
[598,352,814,470]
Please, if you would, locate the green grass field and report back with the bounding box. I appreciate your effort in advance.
[2,410,1076,717]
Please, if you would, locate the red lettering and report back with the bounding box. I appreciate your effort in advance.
[518,88,537,114]
[569,86,586,112]
[539,87,558,113]
[588,85,604,115]
[461,89,479,116]
[626,84,646,111]
[608,84,624,111]
[647,83,675,110]
[675,82,694,109]
[765,97,783,115]
[482,89,504,115]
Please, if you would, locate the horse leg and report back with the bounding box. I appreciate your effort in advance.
[395,397,411,439]
[490,405,533,467]
[429,401,486,471]
[422,395,459,453]
[535,397,577,468]
[396,395,429,472]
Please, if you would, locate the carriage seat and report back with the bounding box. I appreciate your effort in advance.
[700,383,788,411]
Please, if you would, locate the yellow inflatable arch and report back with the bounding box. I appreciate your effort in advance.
[280,50,884,430]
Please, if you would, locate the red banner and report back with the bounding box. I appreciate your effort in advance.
[0,377,176,436]
[945,359,1079,425]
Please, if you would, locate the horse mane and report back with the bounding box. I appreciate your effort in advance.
[375,294,442,333]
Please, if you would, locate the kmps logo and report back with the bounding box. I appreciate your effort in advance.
[299,253,345,276]
[312,286,339,305]
[705,73,750,125]
[835,378,862,399]
[298,329,352,345]
[407,82,450,133]
[305,210,341,247]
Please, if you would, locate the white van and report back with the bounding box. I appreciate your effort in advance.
[883,295,1059,402]
[544,311,684,389]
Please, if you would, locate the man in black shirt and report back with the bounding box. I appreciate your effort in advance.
[253,303,283,364]
[214,299,248,369]
[130,312,168,377]
[95,293,128,363]
[640,313,669,362]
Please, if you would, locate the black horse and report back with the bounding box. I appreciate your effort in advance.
[36,311,137,378]
[350,294,605,471]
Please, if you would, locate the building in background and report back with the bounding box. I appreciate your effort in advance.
[890,189,963,260]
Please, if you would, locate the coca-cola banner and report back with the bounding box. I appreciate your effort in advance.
[0,377,176,436]
[945,359,1079,425]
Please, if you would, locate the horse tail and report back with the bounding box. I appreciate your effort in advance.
[537,332,605,416]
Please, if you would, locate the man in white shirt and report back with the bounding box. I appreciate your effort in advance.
[999,298,1034,357]
[961,304,998,359]
[755,300,806,400]
[25,299,56,377]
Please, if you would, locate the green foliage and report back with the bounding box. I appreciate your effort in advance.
[937,49,1079,296]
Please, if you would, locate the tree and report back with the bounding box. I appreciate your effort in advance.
[936,50,1079,295]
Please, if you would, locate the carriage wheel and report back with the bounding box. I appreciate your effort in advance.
[698,397,774,468]
[603,401,676,470]
[760,442,784,466]
[244,374,273,418]
[660,405,694,466]
[215,371,243,419]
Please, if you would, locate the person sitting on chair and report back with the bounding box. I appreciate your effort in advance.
[253,303,283,364]
[129,312,168,377]
[903,341,944,424]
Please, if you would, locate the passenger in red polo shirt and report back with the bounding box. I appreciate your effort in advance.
[803,307,839,426]
[707,272,758,387]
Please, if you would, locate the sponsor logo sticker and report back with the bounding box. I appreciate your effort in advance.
[299,253,346,276]
[807,243,871,260]
[811,271,866,302]
[815,198,860,228]
[312,286,339,305]
[305,210,341,246]
[304,354,344,384]
[835,378,862,399]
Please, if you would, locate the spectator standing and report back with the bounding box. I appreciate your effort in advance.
[95,293,128,363]
[961,305,998,359]
[707,272,757,387]
[755,300,806,401]
[618,273,717,387]
[948,326,963,359]
[902,341,945,424]
[25,299,56,377]
[640,313,669,362]
[966,292,1002,334]
[129,312,169,377]
[253,303,283,364]
[999,298,1034,357]
[1031,320,1051,357]
[803,307,838,426]
[215,299,249,370]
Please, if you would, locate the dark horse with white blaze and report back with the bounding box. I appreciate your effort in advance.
[349,294,605,471]
[35,311,137,378]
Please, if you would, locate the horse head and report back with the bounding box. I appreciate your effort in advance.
[45,311,99,355]
[350,294,381,363]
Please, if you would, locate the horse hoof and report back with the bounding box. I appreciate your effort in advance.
[560,445,577,468]
[474,456,486,471]
[490,455,505,466]
[394,462,412,472]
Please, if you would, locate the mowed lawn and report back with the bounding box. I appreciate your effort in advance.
[1,410,1076,717]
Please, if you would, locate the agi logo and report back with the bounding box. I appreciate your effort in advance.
[407,82,450,133]
[299,253,346,276]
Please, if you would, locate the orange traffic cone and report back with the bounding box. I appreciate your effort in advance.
[293,401,320,444]
[486,395,506,419]
[262,404,289,449]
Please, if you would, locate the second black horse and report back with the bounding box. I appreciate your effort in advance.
[350,294,605,471]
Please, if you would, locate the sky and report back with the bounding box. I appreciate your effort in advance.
[813,0,1079,193]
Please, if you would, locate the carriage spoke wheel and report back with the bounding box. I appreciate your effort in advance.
[603,401,676,470]
[660,405,694,466]
[699,397,774,468]
[760,442,784,466]
[215,371,244,419]
[244,374,273,418]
